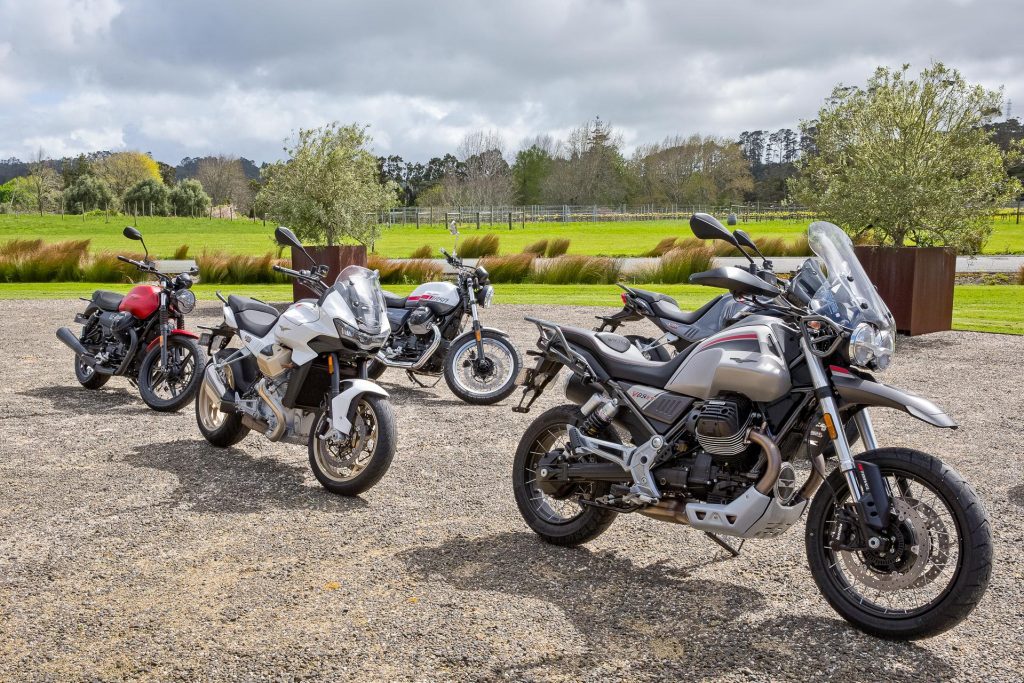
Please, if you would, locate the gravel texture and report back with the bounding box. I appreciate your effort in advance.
[1,299,1022,682]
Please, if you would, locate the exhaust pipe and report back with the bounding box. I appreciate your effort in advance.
[257,379,287,442]
[56,327,92,361]
[376,324,442,370]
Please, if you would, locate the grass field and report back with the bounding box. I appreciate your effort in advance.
[3,282,1021,335]
[2,214,1023,257]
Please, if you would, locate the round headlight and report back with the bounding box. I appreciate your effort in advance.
[849,322,894,371]
[475,265,489,280]
[478,284,495,308]
[173,289,196,314]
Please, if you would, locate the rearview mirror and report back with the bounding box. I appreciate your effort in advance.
[689,213,738,245]
[122,226,142,240]
[274,226,302,249]
[448,219,459,236]
[733,229,757,251]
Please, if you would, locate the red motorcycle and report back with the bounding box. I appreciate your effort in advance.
[56,226,204,412]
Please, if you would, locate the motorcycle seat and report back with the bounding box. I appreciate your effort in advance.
[638,290,724,326]
[91,290,124,311]
[227,295,280,338]
[559,326,695,386]
[382,290,408,308]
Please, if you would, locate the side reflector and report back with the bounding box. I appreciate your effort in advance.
[327,355,334,374]
[822,413,838,440]
[475,330,482,342]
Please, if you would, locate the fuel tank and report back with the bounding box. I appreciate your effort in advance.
[665,324,790,402]
[118,284,161,319]
[405,281,460,315]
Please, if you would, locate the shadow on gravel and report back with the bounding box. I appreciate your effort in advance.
[381,383,466,408]
[17,384,141,412]
[1008,484,1024,508]
[122,439,368,514]
[400,532,955,681]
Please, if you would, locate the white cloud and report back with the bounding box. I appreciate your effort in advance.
[0,0,1020,163]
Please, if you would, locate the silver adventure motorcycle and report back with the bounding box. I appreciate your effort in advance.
[512,213,991,640]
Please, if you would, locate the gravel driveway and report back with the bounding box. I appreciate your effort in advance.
[1,299,1022,682]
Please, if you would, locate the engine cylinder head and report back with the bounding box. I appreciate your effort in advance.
[694,399,753,459]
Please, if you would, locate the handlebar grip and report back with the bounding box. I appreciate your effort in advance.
[116,255,133,264]
[272,264,285,273]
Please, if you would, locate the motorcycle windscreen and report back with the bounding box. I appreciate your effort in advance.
[332,265,388,334]
[806,221,894,332]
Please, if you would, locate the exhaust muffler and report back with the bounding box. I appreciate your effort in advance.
[56,327,92,361]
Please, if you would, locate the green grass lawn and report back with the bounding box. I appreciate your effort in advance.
[2,214,1023,257]
[4,282,1021,335]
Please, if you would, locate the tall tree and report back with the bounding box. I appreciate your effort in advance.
[790,63,1022,252]
[196,155,252,209]
[512,142,554,205]
[26,148,61,215]
[258,122,397,248]
[94,151,162,198]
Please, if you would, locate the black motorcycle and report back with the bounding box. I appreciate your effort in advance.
[368,221,521,405]
[56,226,204,412]
[596,228,778,360]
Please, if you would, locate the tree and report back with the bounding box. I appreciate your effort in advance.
[169,178,211,217]
[435,130,515,206]
[790,63,1022,252]
[196,155,252,209]
[542,118,629,204]
[95,151,162,198]
[123,178,171,216]
[27,149,62,214]
[257,122,398,248]
[63,175,115,213]
[632,135,753,205]
[157,160,177,185]
[60,153,93,187]
[513,141,554,205]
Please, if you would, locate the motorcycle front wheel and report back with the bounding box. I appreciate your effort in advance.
[805,447,992,639]
[138,336,205,412]
[443,330,521,405]
[308,395,396,496]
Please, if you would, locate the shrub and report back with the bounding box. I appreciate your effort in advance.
[644,237,679,257]
[713,240,741,257]
[785,235,812,257]
[458,234,499,258]
[123,178,171,216]
[1,239,90,282]
[754,237,788,257]
[1018,265,1024,286]
[533,255,622,285]
[545,238,571,258]
[195,251,289,285]
[631,245,715,284]
[172,244,189,259]
[0,238,43,258]
[368,255,441,284]
[409,244,434,259]
[81,252,142,283]
[522,239,548,255]
[479,253,535,283]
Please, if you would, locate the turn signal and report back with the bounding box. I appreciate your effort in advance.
[822,413,838,440]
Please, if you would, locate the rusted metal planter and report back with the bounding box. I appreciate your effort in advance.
[853,246,955,336]
[291,245,367,301]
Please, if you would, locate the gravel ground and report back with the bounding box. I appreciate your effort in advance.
[1,299,1022,682]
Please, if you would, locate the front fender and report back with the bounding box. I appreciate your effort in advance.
[330,379,389,435]
[145,329,199,352]
[454,326,510,344]
[833,374,957,429]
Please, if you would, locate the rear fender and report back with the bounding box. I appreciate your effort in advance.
[832,374,957,429]
[330,379,389,435]
[145,329,199,352]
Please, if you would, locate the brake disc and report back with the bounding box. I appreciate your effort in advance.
[841,498,933,592]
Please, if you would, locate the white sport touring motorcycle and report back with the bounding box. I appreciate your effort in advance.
[195,227,396,496]
[512,214,992,640]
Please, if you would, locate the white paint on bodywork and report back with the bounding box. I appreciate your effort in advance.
[330,379,389,435]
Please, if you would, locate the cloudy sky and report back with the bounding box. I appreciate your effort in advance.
[0,0,1020,165]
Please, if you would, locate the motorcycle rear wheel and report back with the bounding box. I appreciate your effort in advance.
[805,448,992,639]
[74,354,110,389]
[195,358,249,447]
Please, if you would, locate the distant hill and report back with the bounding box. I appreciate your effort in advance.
[175,156,262,180]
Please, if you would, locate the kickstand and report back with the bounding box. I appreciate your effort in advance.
[406,370,442,388]
[704,532,744,557]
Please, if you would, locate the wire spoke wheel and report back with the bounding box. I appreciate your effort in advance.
[449,338,515,397]
[523,423,592,525]
[312,400,379,483]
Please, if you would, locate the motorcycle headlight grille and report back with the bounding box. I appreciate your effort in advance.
[173,289,196,314]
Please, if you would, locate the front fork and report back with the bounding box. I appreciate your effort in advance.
[801,339,889,537]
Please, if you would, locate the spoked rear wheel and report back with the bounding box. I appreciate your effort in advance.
[74,354,110,389]
[512,404,619,546]
[806,448,992,639]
